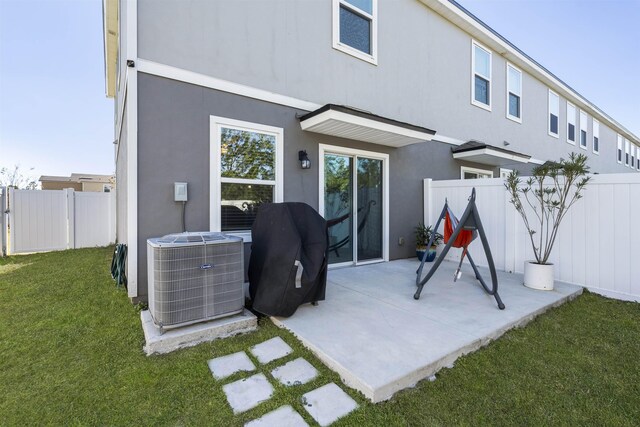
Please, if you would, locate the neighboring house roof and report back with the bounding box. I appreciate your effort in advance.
[39,174,115,184]
[419,0,639,145]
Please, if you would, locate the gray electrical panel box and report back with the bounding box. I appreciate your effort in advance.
[174,182,188,202]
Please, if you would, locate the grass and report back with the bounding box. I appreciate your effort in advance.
[0,247,638,426]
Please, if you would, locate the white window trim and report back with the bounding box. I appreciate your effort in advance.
[318,144,389,264]
[332,0,378,65]
[499,168,513,179]
[209,116,284,241]
[505,63,522,123]
[625,138,630,167]
[636,146,640,170]
[617,134,623,164]
[461,166,493,179]
[579,110,588,150]
[548,89,559,138]
[471,40,492,111]
[592,119,600,155]
[566,101,576,145]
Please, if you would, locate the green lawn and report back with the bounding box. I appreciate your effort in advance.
[1,247,639,426]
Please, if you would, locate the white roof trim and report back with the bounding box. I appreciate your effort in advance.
[453,147,530,166]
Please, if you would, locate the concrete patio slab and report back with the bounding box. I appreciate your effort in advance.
[208,351,255,380]
[223,373,274,414]
[301,383,358,426]
[271,357,318,386]
[250,337,293,364]
[245,405,309,427]
[141,309,257,355]
[273,259,583,402]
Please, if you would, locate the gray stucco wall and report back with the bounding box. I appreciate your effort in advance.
[135,72,532,299]
[116,103,128,245]
[137,0,637,175]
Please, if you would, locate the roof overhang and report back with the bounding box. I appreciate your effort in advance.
[102,0,118,98]
[299,104,436,147]
[452,141,531,166]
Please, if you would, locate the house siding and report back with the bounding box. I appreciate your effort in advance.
[116,102,128,246]
[137,0,636,173]
[133,72,523,298]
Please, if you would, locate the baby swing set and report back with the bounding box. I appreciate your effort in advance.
[414,188,505,310]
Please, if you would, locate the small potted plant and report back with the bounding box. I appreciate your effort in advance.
[505,153,590,290]
[415,222,443,262]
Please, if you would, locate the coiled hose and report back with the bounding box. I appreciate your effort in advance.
[111,243,127,288]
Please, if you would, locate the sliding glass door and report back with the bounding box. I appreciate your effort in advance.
[323,149,385,266]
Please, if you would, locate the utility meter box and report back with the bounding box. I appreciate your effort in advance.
[174,182,188,202]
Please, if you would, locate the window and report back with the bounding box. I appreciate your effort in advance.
[548,90,559,137]
[579,110,588,149]
[566,102,576,144]
[632,146,636,170]
[617,134,623,163]
[625,138,630,166]
[472,41,492,110]
[333,0,377,64]
[506,64,522,122]
[500,168,513,179]
[592,119,599,154]
[637,147,639,170]
[461,166,493,179]
[210,116,283,236]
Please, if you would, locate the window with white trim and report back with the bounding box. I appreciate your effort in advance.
[625,138,630,166]
[210,117,283,234]
[472,41,492,110]
[637,147,639,170]
[566,102,576,144]
[333,0,377,64]
[579,110,588,149]
[461,166,493,179]
[592,119,599,154]
[617,134,623,164]
[500,168,513,179]
[506,63,522,121]
[548,90,559,137]
[632,145,636,170]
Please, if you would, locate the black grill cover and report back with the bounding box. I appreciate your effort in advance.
[249,203,328,317]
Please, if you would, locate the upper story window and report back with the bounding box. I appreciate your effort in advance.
[617,134,623,164]
[210,116,283,236]
[637,147,639,170]
[333,0,377,65]
[472,41,492,110]
[625,138,630,166]
[579,110,588,149]
[566,102,576,144]
[548,90,559,138]
[592,119,599,154]
[506,63,522,122]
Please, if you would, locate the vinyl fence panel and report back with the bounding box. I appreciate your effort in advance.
[424,174,640,302]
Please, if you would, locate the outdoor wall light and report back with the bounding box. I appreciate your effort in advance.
[298,150,311,169]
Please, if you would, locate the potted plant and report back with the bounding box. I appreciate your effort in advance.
[505,153,590,290]
[415,222,443,262]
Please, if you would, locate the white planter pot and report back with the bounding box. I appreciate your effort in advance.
[523,261,554,290]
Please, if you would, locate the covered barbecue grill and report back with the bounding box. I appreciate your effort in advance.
[248,202,328,317]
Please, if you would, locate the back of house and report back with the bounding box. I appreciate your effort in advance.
[102,0,640,301]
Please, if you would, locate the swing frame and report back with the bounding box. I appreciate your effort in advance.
[414,188,505,310]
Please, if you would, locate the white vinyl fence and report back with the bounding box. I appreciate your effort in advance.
[6,188,116,254]
[424,174,640,302]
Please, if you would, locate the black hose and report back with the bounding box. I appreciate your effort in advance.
[111,243,127,288]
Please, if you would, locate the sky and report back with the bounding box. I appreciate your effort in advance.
[0,0,639,181]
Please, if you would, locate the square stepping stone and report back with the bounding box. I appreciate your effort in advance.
[271,357,318,386]
[245,405,309,427]
[250,337,293,364]
[223,373,274,414]
[301,383,358,427]
[208,351,255,380]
